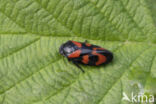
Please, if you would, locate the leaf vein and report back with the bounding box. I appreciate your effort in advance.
[0,33,155,45]
[96,47,152,104]
[43,43,127,101]
[33,0,77,37]
[0,58,61,95]
[0,9,26,32]
[0,38,40,60]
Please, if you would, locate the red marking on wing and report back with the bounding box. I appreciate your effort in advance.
[93,47,105,50]
[82,55,89,64]
[92,51,106,65]
[68,50,81,58]
[72,41,82,48]
[85,43,91,47]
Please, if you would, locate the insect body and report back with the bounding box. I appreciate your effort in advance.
[59,40,113,72]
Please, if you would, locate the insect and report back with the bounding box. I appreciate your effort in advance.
[59,40,113,72]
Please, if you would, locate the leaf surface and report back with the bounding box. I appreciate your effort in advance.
[0,0,156,104]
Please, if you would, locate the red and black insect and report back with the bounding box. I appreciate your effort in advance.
[59,40,113,72]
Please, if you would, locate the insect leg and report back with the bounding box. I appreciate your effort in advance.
[72,61,85,73]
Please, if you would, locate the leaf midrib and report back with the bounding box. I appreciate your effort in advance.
[0,0,156,103]
[0,33,156,45]
[0,0,156,44]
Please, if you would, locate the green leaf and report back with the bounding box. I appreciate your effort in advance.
[146,0,156,26]
[0,0,155,104]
